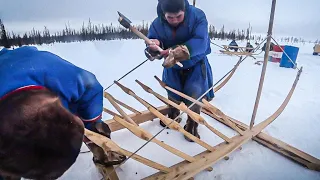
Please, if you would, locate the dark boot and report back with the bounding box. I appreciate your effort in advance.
[160,97,182,128]
[183,104,201,142]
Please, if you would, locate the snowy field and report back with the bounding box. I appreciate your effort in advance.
[23,39,320,180]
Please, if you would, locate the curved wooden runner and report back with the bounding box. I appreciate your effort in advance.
[144,67,303,180]
[214,57,242,93]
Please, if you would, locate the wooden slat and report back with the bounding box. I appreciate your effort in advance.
[104,105,170,132]
[112,97,142,114]
[114,80,215,152]
[135,79,231,143]
[103,108,122,118]
[144,132,251,180]
[154,75,244,136]
[104,92,138,126]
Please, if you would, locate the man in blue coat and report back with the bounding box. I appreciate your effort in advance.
[0,46,125,180]
[145,0,214,142]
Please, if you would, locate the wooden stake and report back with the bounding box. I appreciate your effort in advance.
[104,92,138,126]
[103,107,122,118]
[112,97,141,114]
[136,79,232,143]
[105,105,170,132]
[249,0,277,129]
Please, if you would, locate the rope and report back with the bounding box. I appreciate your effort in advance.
[104,59,149,91]
[106,35,270,177]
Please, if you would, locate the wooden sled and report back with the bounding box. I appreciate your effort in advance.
[84,67,320,180]
[220,45,258,59]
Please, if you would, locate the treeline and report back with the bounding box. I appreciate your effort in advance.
[0,18,309,47]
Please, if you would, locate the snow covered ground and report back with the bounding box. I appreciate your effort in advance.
[29,39,320,180]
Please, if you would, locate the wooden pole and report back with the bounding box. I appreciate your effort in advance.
[249,0,277,129]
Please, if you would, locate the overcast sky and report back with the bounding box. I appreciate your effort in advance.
[0,0,319,40]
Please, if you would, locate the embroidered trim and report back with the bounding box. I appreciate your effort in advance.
[81,114,102,122]
[0,85,46,101]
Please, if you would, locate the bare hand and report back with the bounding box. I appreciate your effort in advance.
[160,49,170,57]
[147,39,161,51]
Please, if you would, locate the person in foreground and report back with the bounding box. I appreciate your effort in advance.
[144,0,215,142]
[0,46,125,180]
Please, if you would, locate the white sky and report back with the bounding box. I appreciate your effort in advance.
[0,0,319,40]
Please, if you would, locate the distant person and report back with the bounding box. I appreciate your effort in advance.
[313,44,319,55]
[0,46,125,180]
[229,39,239,52]
[144,0,214,142]
[262,42,275,52]
[246,42,254,52]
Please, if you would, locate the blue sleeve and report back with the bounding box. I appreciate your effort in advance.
[183,10,209,62]
[76,71,104,129]
[147,21,161,40]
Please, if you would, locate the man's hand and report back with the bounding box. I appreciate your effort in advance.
[160,49,170,57]
[163,45,190,68]
[146,39,161,52]
[144,39,164,61]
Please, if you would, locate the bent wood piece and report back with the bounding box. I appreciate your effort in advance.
[112,96,141,114]
[113,115,199,164]
[214,57,242,93]
[84,129,171,173]
[104,92,138,126]
[154,75,244,135]
[114,81,215,152]
[135,79,232,143]
[104,105,170,132]
[202,108,320,171]
[147,67,303,179]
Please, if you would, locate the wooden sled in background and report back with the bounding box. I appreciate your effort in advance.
[84,66,320,180]
[220,45,258,59]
